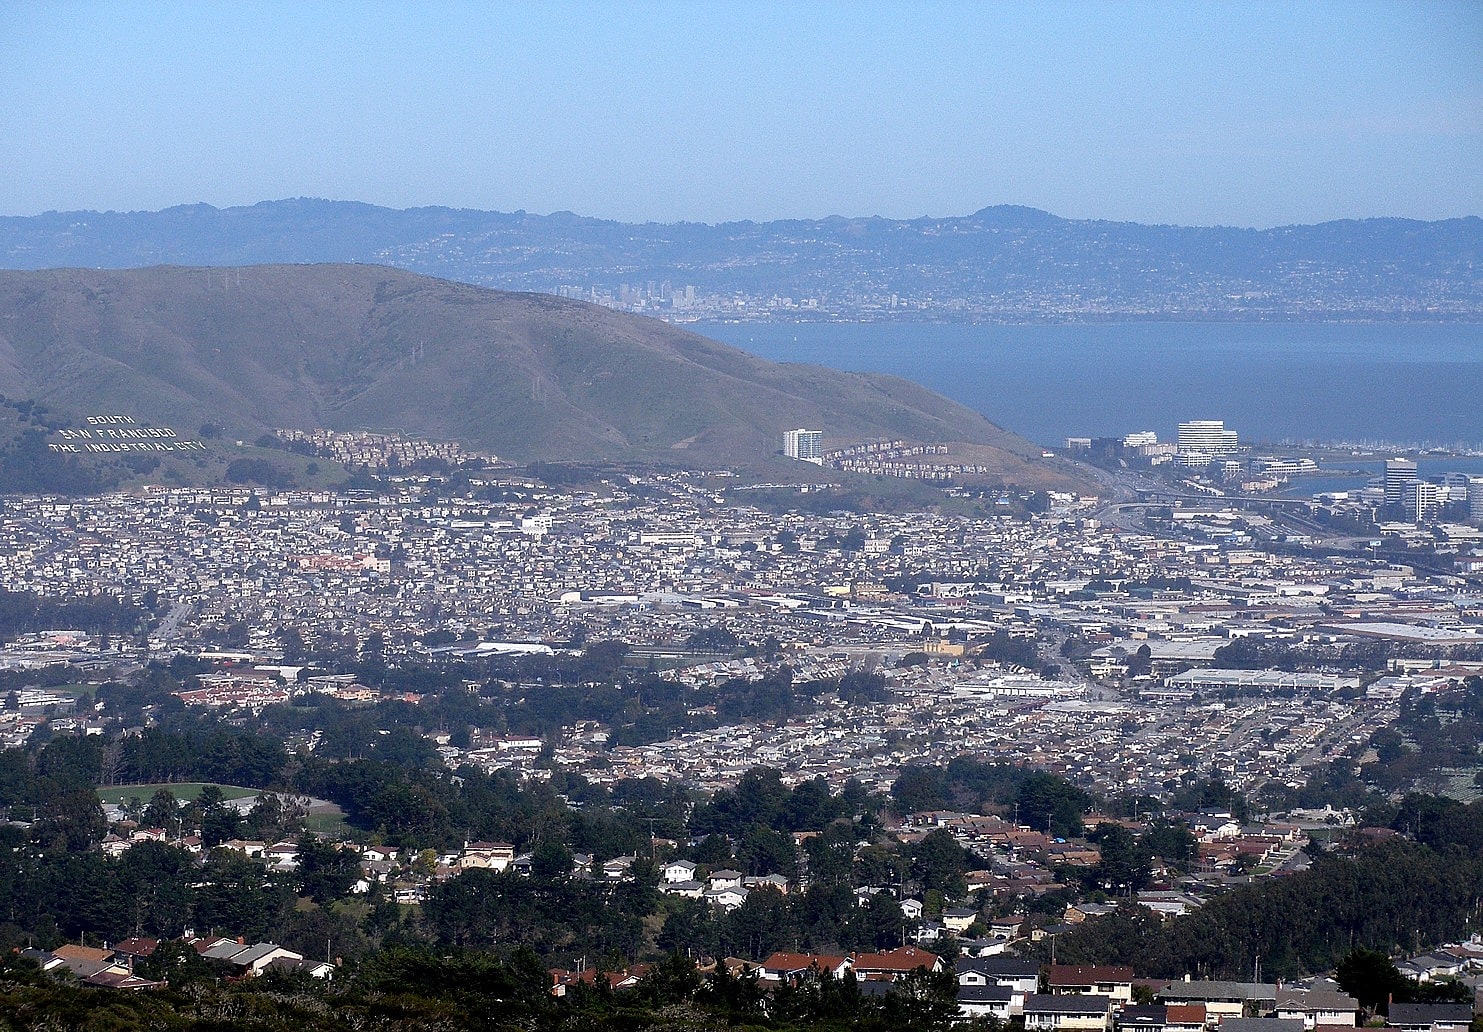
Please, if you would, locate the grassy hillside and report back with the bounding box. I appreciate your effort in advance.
[0,264,1079,486]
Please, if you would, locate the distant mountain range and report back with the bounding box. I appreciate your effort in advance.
[1,200,1478,321]
[0,264,1083,485]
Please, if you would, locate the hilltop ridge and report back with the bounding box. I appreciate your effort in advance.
[0,264,1077,486]
[1,199,1476,321]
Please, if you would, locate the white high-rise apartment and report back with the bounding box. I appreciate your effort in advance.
[783,428,824,464]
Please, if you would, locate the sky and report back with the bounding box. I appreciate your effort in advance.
[1,1,1479,227]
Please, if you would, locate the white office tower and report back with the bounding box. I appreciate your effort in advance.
[1384,458,1418,505]
[1176,420,1239,466]
[1412,481,1440,522]
[1469,477,1483,522]
[783,428,824,464]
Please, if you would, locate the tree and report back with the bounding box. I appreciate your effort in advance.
[1335,947,1408,1015]
[297,835,361,904]
[893,765,949,815]
[141,788,179,832]
[1141,818,1197,871]
[1090,823,1152,893]
[1126,643,1153,679]
[1017,771,1088,838]
[531,839,574,881]
[912,828,969,898]
[199,789,242,847]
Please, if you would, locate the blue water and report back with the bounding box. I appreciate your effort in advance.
[698,322,1483,450]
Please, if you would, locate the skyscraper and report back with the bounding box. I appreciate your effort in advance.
[1384,458,1418,505]
[783,428,824,464]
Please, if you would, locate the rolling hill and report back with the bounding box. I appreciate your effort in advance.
[0,264,1079,485]
[2,199,1477,320]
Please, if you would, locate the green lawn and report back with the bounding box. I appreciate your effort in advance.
[96,782,261,805]
[303,811,351,837]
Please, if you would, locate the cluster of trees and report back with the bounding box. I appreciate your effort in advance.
[1377,679,1483,786]
[0,943,975,1031]
[224,456,297,489]
[1051,800,1483,981]
[1212,636,1402,675]
[0,398,121,495]
[0,587,150,640]
[892,757,1091,838]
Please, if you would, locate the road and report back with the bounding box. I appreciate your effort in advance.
[153,600,195,643]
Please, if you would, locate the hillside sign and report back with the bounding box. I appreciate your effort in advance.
[48,414,206,454]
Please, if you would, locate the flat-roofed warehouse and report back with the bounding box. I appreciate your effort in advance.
[1165,668,1363,693]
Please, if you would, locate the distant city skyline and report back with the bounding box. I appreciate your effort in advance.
[1,1,1479,228]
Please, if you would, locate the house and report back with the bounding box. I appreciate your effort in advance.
[1049,964,1136,1004]
[1219,1020,1304,1032]
[1397,955,1465,983]
[601,855,635,879]
[51,944,124,979]
[459,841,515,871]
[661,859,698,883]
[1120,1005,1168,1032]
[959,983,1016,1021]
[900,898,925,920]
[704,886,748,911]
[743,873,790,894]
[221,838,267,857]
[943,906,978,932]
[1067,902,1119,924]
[913,920,947,944]
[1024,993,1115,1031]
[758,952,852,984]
[111,938,159,964]
[1385,1004,1475,1032]
[1164,1003,1208,1032]
[988,915,1026,938]
[223,942,304,978]
[958,955,1041,999]
[707,869,744,890]
[852,946,942,981]
[80,969,166,990]
[264,841,299,869]
[1159,980,1278,1023]
[1273,989,1358,1029]
[18,948,66,973]
[1137,891,1204,918]
[659,879,705,898]
[550,964,654,997]
[959,934,1014,957]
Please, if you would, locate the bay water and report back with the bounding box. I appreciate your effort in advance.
[699,322,1483,452]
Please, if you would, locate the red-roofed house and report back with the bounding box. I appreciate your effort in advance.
[851,946,942,981]
[758,952,852,984]
[1048,964,1134,1003]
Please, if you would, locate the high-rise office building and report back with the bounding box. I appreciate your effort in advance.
[783,428,824,464]
[1176,420,1239,466]
[1468,477,1483,523]
[1384,458,1418,505]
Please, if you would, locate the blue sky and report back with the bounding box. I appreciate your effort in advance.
[1,1,1479,226]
